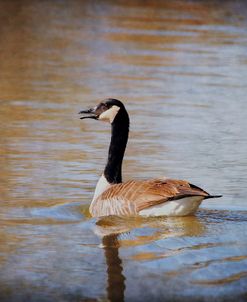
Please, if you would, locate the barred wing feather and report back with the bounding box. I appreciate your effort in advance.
[89,178,209,217]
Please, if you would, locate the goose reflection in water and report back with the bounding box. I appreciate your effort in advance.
[96,215,206,302]
[102,234,125,302]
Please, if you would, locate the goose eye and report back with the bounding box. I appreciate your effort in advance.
[95,103,109,115]
[99,103,107,109]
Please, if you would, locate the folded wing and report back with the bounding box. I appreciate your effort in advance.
[89,178,210,217]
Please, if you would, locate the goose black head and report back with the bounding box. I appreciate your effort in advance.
[79,98,128,124]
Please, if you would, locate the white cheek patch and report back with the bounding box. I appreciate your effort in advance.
[98,105,120,123]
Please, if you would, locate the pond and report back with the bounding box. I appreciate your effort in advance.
[0,0,247,301]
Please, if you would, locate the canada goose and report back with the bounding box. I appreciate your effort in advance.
[79,99,221,217]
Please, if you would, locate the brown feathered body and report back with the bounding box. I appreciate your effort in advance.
[89,177,211,217]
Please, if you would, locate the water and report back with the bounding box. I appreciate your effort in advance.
[0,0,247,301]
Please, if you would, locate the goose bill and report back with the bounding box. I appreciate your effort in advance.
[78,108,98,120]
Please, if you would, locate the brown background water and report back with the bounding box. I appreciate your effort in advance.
[0,0,247,301]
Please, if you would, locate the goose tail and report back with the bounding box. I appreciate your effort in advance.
[204,195,222,199]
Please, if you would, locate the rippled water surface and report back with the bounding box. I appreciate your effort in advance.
[0,0,247,301]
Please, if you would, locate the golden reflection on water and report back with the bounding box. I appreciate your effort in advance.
[1,0,247,301]
[95,214,206,245]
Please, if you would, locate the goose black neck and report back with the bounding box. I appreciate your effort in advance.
[104,109,129,184]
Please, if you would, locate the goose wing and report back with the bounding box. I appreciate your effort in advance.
[90,178,209,217]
